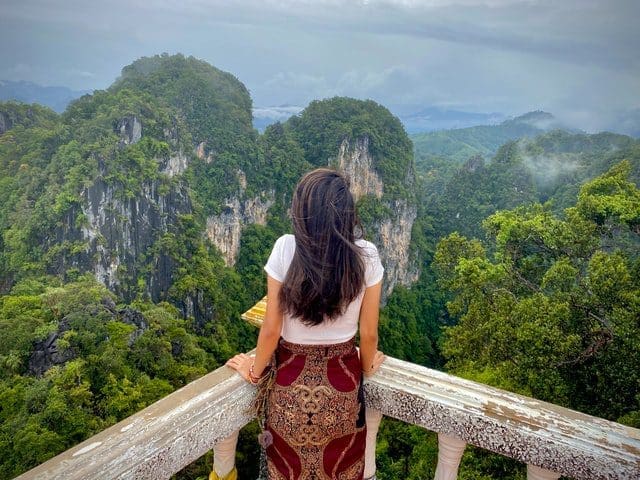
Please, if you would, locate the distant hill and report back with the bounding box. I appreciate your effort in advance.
[396,106,506,134]
[0,80,90,113]
[252,105,506,134]
[252,105,303,131]
[412,111,565,164]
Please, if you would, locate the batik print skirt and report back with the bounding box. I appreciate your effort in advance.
[265,338,366,480]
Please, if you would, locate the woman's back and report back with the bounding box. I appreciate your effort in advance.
[265,234,383,345]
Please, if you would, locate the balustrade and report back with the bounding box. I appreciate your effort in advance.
[16,298,640,479]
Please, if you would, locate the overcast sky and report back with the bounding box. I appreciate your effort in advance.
[1,0,638,132]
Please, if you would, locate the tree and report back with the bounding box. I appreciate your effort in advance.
[434,161,640,422]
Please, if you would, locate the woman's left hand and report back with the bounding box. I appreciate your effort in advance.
[226,353,254,383]
[364,350,386,377]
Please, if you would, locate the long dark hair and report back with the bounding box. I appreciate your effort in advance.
[279,168,365,326]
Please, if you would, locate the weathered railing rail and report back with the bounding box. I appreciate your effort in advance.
[16,354,640,479]
[367,356,639,479]
[16,359,255,479]
[16,297,640,479]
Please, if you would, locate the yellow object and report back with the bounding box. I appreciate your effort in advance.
[209,467,238,480]
[241,296,267,327]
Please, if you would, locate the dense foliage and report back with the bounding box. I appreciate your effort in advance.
[435,162,640,421]
[289,97,414,199]
[0,275,214,478]
[1,54,638,479]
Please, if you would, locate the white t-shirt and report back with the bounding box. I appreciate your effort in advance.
[264,234,384,345]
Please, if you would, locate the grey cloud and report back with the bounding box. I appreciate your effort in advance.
[4,1,637,71]
[253,106,304,119]
[0,0,638,134]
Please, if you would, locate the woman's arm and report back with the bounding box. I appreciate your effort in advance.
[226,275,283,382]
[359,281,385,376]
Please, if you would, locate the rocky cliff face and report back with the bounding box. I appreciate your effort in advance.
[50,116,193,303]
[337,137,384,201]
[334,136,418,297]
[377,199,419,295]
[28,297,149,376]
[77,176,191,300]
[205,182,274,266]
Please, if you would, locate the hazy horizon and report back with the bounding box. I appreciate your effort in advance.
[1,0,639,134]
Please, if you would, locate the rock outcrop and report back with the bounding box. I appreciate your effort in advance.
[334,136,418,297]
[206,190,274,266]
[337,137,384,201]
[28,299,149,376]
[28,318,75,377]
[161,152,189,177]
[117,115,142,146]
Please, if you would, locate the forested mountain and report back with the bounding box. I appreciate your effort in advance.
[428,130,639,240]
[0,54,638,479]
[412,111,569,195]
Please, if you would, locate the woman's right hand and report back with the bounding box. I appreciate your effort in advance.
[363,350,386,377]
[226,352,254,383]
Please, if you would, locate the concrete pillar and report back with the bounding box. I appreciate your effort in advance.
[364,408,383,478]
[212,430,240,478]
[527,464,561,480]
[434,433,466,480]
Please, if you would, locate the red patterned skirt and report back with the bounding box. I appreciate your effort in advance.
[265,338,366,480]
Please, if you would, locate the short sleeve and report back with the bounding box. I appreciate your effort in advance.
[362,242,384,287]
[264,235,290,282]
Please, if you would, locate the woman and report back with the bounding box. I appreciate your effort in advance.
[227,168,385,480]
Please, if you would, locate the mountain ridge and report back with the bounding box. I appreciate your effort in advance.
[0,79,91,113]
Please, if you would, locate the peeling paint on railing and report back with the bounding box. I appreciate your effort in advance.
[16,354,639,480]
[365,356,639,480]
[15,299,640,480]
[16,363,255,480]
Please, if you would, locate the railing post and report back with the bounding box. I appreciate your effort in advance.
[364,408,383,478]
[527,464,561,480]
[212,430,240,479]
[434,433,467,480]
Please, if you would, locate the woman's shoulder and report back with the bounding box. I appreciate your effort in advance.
[276,233,295,246]
[356,238,384,286]
[265,234,296,282]
[355,238,379,256]
[272,234,295,253]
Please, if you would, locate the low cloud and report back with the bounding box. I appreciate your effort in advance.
[336,65,418,96]
[522,153,581,190]
[252,105,304,119]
